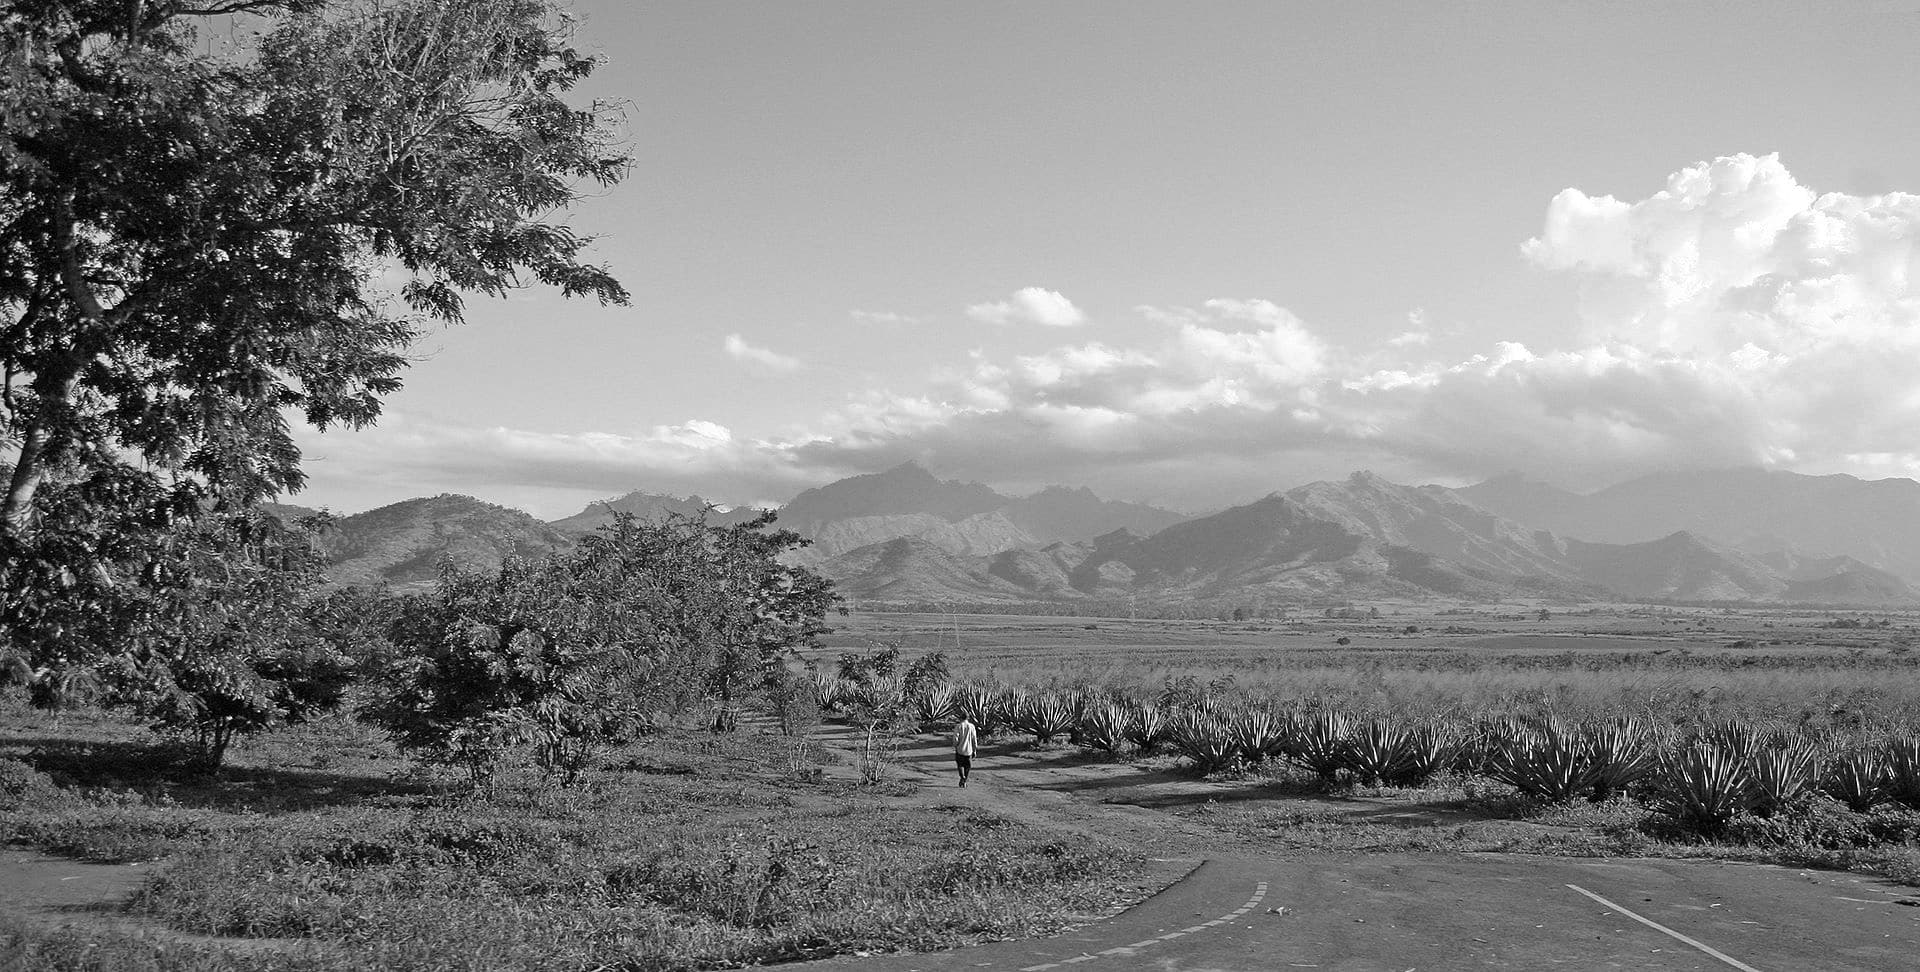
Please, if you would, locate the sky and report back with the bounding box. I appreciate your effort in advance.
[291,1,1920,518]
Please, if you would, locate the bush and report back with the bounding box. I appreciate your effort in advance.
[0,756,63,811]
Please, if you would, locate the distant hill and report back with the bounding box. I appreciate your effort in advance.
[289,466,1920,608]
[819,535,1030,603]
[778,462,1007,534]
[261,501,324,523]
[318,494,573,589]
[799,510,1039,562]
[1063,490,1550,603]
[549,491,765,535]
[1284,472,1578,582]
[1560,532,1786,602]
[818,470,1910,608]
[779,462,1187,563]
[1460,468,1920,583]
[1000,486,1188,543]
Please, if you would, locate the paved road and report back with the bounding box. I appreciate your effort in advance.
[790,851,1920,971]
[784,731,1920,972]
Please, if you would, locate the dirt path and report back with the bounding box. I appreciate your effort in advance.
[790,727,1920,972]
[0,849,305,954]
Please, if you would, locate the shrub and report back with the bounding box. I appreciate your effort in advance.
[1486,719,1599,804]
[1014,693,1079,744]
[1121,702,1170,754]
[1167,709,1238,774]
[1383,724,1456,788]
[913,683,958,730]
[1283,710,1352,785]
[1885,736,1920,811]
[1744,736,1822,817]
[1346,719,1408,788]
[1078,701,1128,755]
[1230,707,1288,766]
[1653,742,1751,836]
[0,756,63,811]
[1823,750,1890,813]
[1586,718,1658,802]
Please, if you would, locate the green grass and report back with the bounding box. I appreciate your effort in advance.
[1,701,1143,971]
[827,609,1920,731]
[1166,761,1920,885]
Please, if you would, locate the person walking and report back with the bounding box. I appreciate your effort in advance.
[952,712,978,787]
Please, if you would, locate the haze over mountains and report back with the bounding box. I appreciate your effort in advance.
[299,463,1920,607]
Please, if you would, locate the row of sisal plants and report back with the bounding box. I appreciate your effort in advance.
[838,677,1920,838]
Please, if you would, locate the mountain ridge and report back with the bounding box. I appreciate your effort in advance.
[295,465,1920,606]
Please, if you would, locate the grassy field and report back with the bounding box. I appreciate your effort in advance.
[6,604,1917,969]
[823,605,1920,729]
[0,701,1144,972]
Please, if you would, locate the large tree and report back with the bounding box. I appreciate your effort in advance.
[374,511,838,784]
[0,1,627,660]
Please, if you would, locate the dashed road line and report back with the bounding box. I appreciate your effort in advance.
[1019,881,1268,972]
[1565,884,1766,972]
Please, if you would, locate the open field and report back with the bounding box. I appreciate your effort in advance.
[0,702,1150,972]
[5,605,1919,970]
[820,606,1920,728]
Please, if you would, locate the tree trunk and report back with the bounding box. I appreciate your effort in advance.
[0,423,50,538]
[1,205,104,541]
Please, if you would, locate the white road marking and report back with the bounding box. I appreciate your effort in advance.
[1018,881,1268,972]
[1564,884,1766,972]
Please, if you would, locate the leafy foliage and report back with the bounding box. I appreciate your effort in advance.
[111,509,355,767]
[372,511,836,784]
[0,0,628,689]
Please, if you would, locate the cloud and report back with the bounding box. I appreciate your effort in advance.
[966,287,1087,328]
[293,411,828,517]
[790,155,1920,497]
[851,309,922,326]
[300,154,1920,515]
[723,333,802,372]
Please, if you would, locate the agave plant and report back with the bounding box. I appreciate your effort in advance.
[913,683,958,730]
[1284,709,1353,785]
[1823,749,1890,813]
[1016,692,1079,744]
[1700,721,1760,761]
[1122,702,1170,754]
[959,686,1009,738]
[1485,720,1599,804]
[1743,736,1821,817]
[1586,717,1657,802]
[1079,700,1129,754]
[1885,736,1920,811]
[809,671,849,713]
[1346,719,1409,788]
[1231,706,1289,765]
[1384,724,1457,788]
[1168,709,1239,774]
[1655,742,1752,835]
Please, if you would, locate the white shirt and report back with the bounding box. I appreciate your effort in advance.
[953,720,978,756]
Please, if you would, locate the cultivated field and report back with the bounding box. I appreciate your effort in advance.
[821,604,1920,729]
[6,604,1919,970]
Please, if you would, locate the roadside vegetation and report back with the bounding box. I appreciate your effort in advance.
[826,609,1920,887]
[0,695,1140,972]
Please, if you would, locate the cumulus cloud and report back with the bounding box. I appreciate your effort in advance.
[966,287,1087,328]
[723,333,803,372]
[851,309,922,326]
[1505,152,1920,475]
[793,155,1920,497]
[292,411,830,517]
[302,154,1920,514]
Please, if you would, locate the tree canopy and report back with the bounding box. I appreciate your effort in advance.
[373,511,840,783]
[0,0,628,666]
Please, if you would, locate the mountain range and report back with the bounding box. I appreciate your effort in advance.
[290,464,1920,607]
